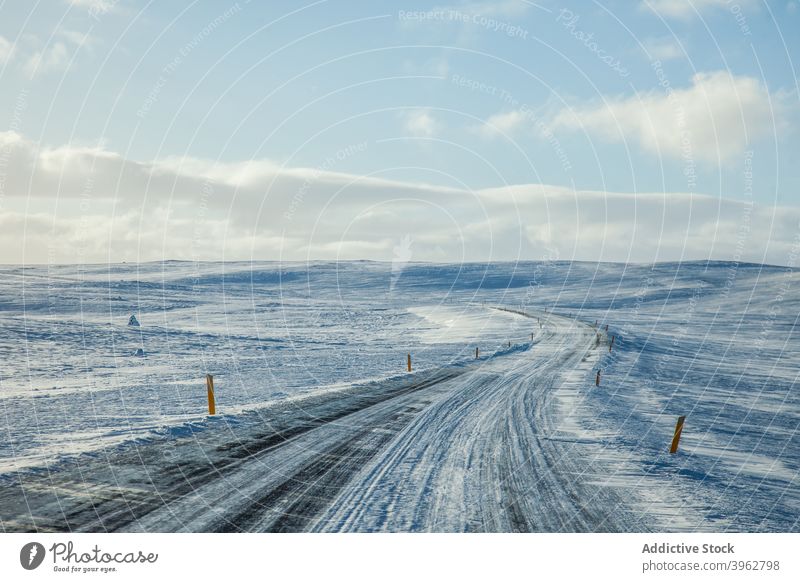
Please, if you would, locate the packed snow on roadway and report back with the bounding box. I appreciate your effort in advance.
[0,260,797,532]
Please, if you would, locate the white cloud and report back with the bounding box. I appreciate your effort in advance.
[59,29,92,48]
[402,56,450,77]
[642,0,757,19]
[643,37,684,61]
[403,109,442,137]
[1,131,797,266]
[478,110,527,137]
[0,35,15,64]
[22,30,90,77]
[67,0,118,13]
[552,71,790,163]
[23,44,67,77]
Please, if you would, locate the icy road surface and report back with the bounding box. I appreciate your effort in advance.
[0,310,636,532]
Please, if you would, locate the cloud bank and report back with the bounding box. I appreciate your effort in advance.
[0,131,797,266]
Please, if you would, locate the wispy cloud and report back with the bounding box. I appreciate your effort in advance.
[23,43,70,76]
[643,36,684,61]
[641,0,757,19]
[403,109,442,137]
[552,71,792,163]
[0,35,15,64]
[474,102,560,139]
[22,29,91,77]
[66,0,119,13]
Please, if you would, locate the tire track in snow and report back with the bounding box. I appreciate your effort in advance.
[311,313,636,531]
[1,309,632,532]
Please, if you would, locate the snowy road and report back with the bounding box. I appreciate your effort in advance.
[313,311,631,532]
[0,309,634,532]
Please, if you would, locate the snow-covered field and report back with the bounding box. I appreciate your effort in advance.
[0,260,797,532]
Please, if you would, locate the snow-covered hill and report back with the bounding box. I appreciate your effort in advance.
[0,260,797,531]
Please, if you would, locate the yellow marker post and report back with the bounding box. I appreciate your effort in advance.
[670,416,686,453]
[206,374,216,416]
[407,353,412,372]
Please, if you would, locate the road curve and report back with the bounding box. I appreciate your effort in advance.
[312,311,633,532]
[0,309,635,533]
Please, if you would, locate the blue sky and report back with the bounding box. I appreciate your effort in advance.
[0,0,798,264]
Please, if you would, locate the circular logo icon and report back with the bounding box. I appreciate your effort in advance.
[20,542,46,570]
